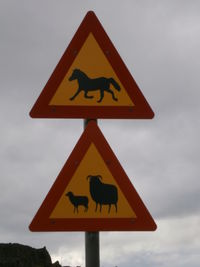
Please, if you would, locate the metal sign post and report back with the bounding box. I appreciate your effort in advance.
[85,232,100,267]
[84,118,100,267]
[29,10,156,267]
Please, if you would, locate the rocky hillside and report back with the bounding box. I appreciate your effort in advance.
[0,243,61,267]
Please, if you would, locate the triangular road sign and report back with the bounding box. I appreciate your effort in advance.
[29,121,156,231]
[30,11,154,119]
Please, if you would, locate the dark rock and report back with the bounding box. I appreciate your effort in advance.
[52,261,62,267]
[0,243,61,267]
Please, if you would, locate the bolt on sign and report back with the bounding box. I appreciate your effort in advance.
[29,121,157,231]
[30,11,154,119]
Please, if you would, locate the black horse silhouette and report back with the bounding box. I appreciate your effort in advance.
[68,69,121,103]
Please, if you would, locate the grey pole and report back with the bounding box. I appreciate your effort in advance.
[85,232,100,267]
[84,118,100,267]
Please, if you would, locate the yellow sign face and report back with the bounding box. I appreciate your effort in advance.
[49,33,134,106]
[50,143,137,219]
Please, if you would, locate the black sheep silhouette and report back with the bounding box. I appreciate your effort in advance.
[69,69,121,103]
[87,175,118,213]
[65,191,89,213]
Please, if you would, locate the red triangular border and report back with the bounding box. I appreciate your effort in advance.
[30,11,154,119]
[29,121,156,231]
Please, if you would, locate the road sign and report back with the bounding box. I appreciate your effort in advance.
[30,11,154,119]
[29,121,156,231]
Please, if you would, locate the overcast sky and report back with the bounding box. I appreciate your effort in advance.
[0,1,200,266]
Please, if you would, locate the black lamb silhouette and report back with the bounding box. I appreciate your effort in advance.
[68,69,121,103]
[87,175,118,213]
[65,191,89,213]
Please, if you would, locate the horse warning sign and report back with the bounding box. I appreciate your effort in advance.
[30,11,154,119]
[29,121,157,231]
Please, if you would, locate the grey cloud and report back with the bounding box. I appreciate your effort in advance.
[1,1,200,267]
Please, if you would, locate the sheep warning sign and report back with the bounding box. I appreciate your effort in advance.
[29,11,154,119]
[29,121,156,231]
